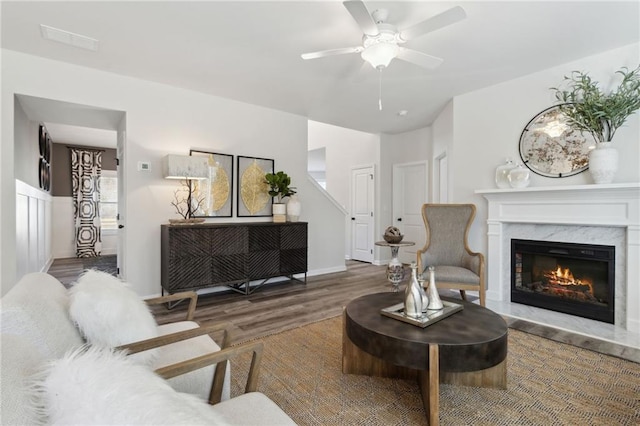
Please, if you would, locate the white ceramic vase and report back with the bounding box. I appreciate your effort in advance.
[508,163,531,188]
[495,158,516,189]
[286,195,301,222]
[588,142,618,184]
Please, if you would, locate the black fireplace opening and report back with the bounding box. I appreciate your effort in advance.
[511,239,614,324]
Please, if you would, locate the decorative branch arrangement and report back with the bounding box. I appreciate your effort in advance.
[552,65,640,143]
[170,180,206,220]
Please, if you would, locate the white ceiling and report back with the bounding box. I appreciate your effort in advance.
[16,94,122,147]
[43,123,117,148]
[2,1,639,136]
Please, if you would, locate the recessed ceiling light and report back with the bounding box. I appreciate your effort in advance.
[40,24,99,52]
[397,110,409,117]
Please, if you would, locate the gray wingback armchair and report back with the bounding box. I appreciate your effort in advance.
[416,203,486,306]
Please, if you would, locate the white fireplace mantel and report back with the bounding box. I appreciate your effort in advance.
[476,183,640,333]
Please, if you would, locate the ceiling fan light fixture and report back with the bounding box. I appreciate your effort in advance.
[361,41,399,69]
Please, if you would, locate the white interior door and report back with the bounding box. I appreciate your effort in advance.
[351,165,374,263]
[393,162,428,264]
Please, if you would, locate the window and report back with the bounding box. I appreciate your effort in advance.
[99,170,118,231]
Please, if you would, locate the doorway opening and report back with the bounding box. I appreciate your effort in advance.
[14,94,126,280]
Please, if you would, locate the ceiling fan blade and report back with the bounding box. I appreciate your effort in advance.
[301,46,363,60]
[399,6,466,41]
[397,48,444,69]
[343,1,379,36]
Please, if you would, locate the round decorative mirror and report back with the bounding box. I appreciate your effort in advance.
[519,104,596,178]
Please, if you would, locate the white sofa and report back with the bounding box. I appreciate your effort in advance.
[0,272,296,425]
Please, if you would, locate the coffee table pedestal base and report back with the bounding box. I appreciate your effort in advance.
[342,313,507,426]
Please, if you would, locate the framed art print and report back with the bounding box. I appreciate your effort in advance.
[189,150,233,217]
[236,155,273,217]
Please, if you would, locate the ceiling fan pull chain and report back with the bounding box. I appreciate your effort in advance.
[378,68,383,111]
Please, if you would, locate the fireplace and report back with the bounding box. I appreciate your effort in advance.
[511,239,615,324]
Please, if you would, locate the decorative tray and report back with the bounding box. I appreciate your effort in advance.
[380,300,463,328]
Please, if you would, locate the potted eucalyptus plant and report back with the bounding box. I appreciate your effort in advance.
[552,65,640,183]
[265,171,296,222]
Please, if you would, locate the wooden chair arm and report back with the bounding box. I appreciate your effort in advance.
[117,321,235,404]
[145,291,198,321]
[116,321,233,355]
[156,341,264,405]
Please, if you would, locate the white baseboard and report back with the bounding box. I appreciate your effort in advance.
[307,265,347,276]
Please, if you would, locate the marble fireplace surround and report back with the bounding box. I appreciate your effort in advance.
[476,183,640,352]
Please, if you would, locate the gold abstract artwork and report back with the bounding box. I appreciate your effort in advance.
[208,155,229,212]
[191,153,231,216]
[241,160,269,215]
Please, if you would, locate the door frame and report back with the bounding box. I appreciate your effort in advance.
[433,151,448,203]
[116,117,127,278]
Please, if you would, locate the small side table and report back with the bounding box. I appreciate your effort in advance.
[375,240,415,292]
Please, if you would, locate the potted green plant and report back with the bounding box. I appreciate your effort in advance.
[552,65,640,183]
[265,171,296,222]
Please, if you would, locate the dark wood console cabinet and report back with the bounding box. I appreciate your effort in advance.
[161,222,307,295]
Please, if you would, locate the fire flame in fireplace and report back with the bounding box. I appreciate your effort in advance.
[543,266,594,294]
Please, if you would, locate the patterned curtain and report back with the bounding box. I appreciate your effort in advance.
[70,148,103,258]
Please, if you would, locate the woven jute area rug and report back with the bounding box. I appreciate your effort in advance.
[230,316,640,426]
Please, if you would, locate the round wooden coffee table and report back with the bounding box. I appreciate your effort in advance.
[342,293,508,426]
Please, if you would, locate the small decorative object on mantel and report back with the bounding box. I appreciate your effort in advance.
[508,163,531,188]
[265,170,296,223]
[552,65,640,184]
[383,226,403,243]
[495,158,516,189]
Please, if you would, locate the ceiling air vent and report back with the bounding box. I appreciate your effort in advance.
[40,24,99,52]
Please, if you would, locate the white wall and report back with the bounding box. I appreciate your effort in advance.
[12,86,53,277]
[51,197,75,258]
[14,98,41,188]
[307,120,379,210]
[307,120,378,259]
[2,49,345,296]
[431,100,453,202]
[447,43,640,254]
[377,127,431,261]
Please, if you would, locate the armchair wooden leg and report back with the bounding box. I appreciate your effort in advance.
[459,290,467,301]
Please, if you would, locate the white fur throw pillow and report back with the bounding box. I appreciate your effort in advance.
[41,346,227,425]
[69,270,159,366]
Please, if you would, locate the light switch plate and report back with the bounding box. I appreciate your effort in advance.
[137,161,151,171]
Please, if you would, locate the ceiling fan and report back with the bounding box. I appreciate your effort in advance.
[301,0,467,71]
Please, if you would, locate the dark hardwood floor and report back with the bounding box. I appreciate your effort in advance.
[153,260,392,342]
[48,257,395,342]
[48,255,118,287]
